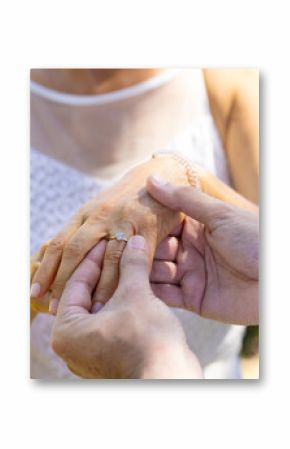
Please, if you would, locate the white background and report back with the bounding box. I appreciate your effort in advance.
[0,0,289,447]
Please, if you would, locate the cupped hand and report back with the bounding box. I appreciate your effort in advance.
[52,236,202,379]
[148,177,259,325]
[30,157,189,313]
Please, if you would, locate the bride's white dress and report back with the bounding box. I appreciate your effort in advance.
[30,69,245,379]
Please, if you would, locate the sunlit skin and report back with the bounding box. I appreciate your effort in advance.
[31,69,164,95]
[147,179,259,326]
[30,68,259,319]
[52,237,203,379]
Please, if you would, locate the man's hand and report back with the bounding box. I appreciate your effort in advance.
[52,236,202,379]
[148,176,259,325]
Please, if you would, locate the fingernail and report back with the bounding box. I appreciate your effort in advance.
[150,174,168,187]
[30,282,41,298]
[49,298,59,316]
[128,235,146,250]
[91,301,103,314]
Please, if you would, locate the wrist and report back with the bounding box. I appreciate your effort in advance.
[124,156,192,189]
[152,151,204,189]
[139,340,203,379]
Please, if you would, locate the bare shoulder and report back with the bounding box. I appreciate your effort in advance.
[203,69,259,141]
[203,68,258,99]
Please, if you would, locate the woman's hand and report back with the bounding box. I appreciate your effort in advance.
[30,157,191,312]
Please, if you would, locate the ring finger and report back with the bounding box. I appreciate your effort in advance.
[93,225,134,306]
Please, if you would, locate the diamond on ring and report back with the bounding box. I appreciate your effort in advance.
[115,231,126,241]
[107,231,128,242]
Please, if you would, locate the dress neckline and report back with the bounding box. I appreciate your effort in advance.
[30,69,182,106]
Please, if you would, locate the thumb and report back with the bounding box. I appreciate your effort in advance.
[118,235,150,294]
[147,175,228,229]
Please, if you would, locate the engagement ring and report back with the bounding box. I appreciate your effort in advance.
[107,231,128,242]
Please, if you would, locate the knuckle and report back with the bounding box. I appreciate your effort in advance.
[47,237,65,254]
[121,202,136,218]
[85,213,101,224]
[211,203,233,225]
[76,208,89,222]
[64,279,75,291]
[124,254,147,267]
[63,240,82,259]
[98,202,113,217]
[122,255,148,275]
[143,214,157,229]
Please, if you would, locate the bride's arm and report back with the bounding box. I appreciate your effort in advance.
[198,165,258,213]
[204,69,259,205]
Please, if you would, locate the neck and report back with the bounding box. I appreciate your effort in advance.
[30,69,165,95]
